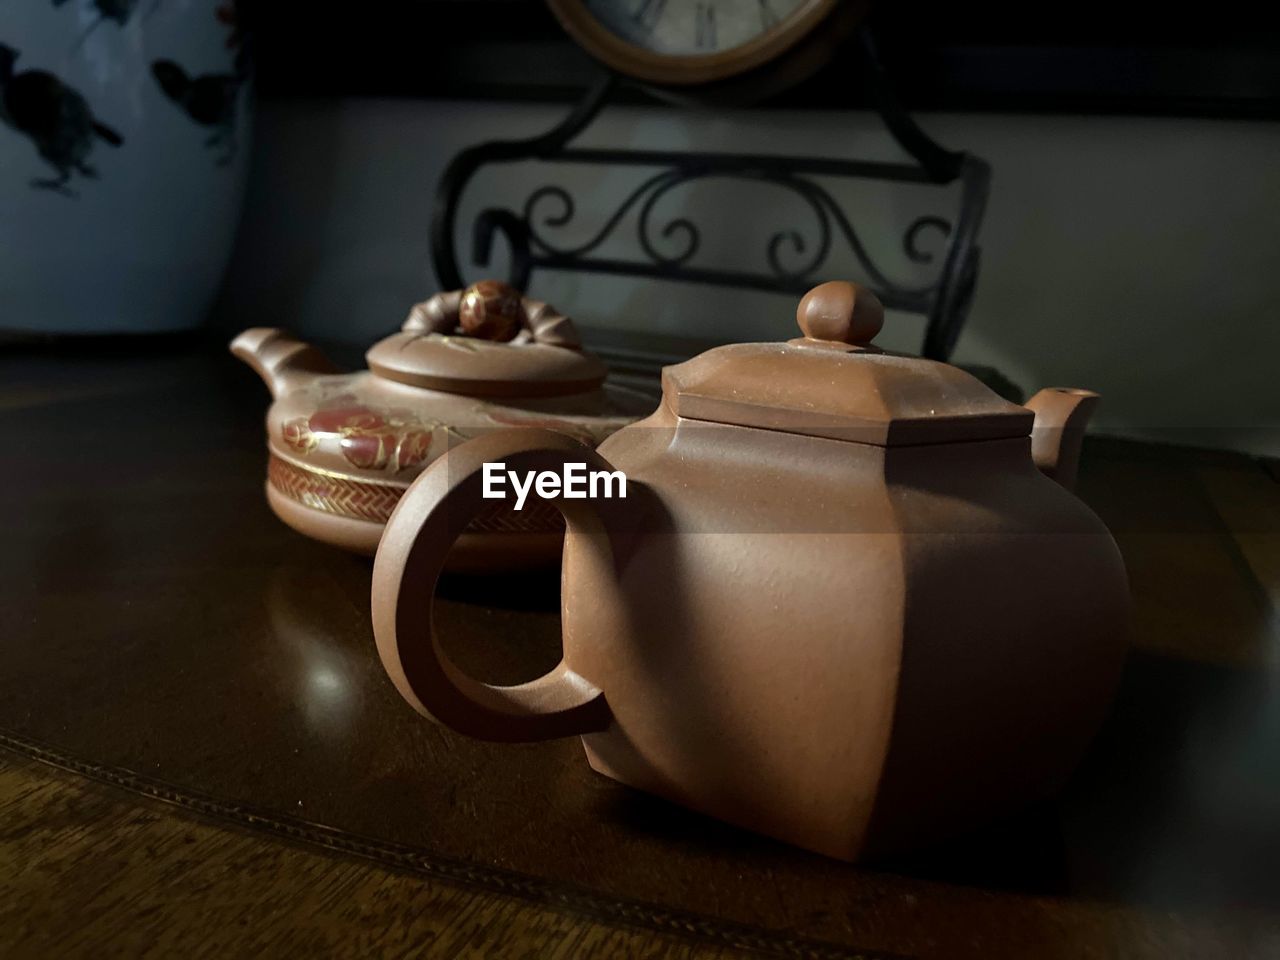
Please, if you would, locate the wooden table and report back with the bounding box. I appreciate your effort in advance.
[1,340,1277,959]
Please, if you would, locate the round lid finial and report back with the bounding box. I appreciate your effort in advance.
[796,281,884,346]
[459,280,525,342]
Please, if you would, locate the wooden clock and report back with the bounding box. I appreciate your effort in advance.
[546,0,868,90]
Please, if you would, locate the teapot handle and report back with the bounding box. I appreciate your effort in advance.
[371,429,615,742]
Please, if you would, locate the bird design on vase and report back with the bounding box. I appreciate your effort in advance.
[151,61,243,165]
[0,43,124,196]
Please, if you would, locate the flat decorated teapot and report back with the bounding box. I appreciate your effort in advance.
[231,281,653,568]
[371,281,1128,861]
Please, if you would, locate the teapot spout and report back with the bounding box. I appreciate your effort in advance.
[230,328,337,399]
[1025,388,1100,492]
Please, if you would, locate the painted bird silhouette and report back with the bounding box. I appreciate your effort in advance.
[151,59,240,165]
[0,44,124,196]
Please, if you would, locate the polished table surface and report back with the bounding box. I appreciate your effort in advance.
[1,342,1278,959]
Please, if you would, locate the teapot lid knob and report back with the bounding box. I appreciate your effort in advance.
[796,281,884,346]
[459,279,525,343]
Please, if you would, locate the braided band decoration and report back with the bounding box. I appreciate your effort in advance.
[268,455,566,533]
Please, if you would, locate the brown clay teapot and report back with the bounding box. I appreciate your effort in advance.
[371,281,1128,861]
[231,281,653,568]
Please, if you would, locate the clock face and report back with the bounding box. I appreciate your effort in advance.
[586,0,808,57]
[547,0,844,86]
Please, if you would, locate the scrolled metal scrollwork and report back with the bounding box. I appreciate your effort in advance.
[636,172,701,268]
[904,216,952,265]
[506,167,949,297]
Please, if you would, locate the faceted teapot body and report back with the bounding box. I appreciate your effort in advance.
[370,282,1128,860]
[561,402,1127,859]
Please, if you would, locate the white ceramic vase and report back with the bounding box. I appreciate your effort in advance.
[0,0,251,334]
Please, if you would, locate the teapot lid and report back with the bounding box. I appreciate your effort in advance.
[663,281,1033,446]
[366,283,607,398]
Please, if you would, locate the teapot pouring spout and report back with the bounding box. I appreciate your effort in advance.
[1025,388,1100,492]
[230,328,338,399]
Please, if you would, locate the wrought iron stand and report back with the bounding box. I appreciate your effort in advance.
[431,28,990,362]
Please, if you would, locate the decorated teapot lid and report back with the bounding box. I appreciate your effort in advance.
[663,281,1033,446]
[366,281,607,398]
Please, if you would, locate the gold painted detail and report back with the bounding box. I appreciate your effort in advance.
[280,395,454,475]
[268,455,565,533]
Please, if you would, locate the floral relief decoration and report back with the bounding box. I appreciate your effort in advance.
[280,394,446,473]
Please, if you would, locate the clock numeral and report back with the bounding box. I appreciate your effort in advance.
[695,2,717,50]
[758,0,778,29]
[631,0,667,30]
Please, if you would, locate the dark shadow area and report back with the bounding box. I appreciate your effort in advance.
[250,1,1280,119]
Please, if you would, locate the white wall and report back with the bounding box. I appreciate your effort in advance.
[215,98,1280,456]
